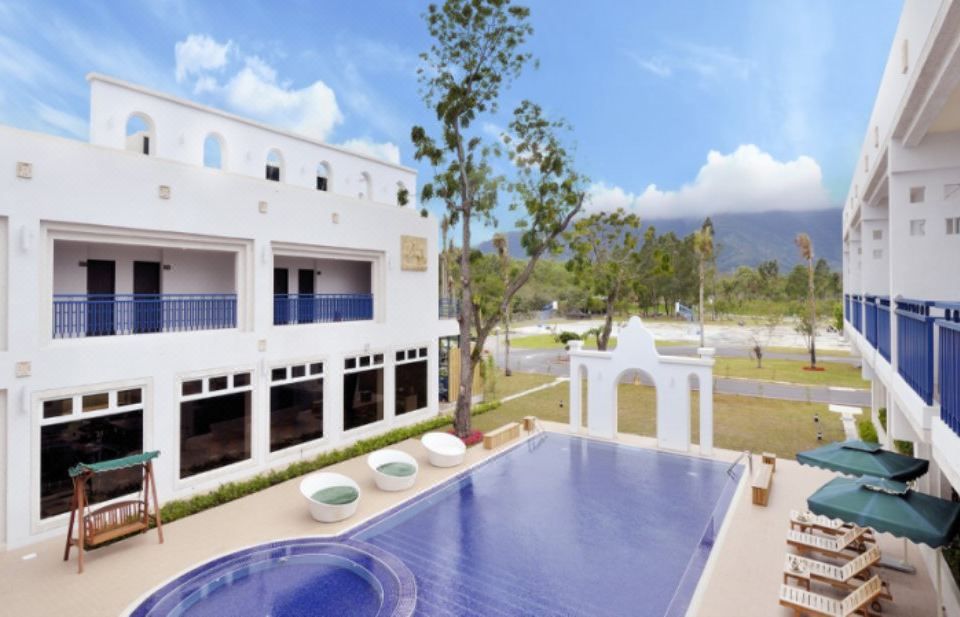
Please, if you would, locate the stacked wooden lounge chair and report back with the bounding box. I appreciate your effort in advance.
[789,510,876,543]
[783,546,892,600]
[779,575,884,617]
[786,525,871,560]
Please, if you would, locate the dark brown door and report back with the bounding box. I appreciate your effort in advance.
[134,261,161,333]
[273,268,289,325]
[86,260,115,336]
[298,269,315,323]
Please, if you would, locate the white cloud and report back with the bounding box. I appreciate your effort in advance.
[175,34,232,82]
[34,102,86,138]
[626,42,752,82]
[589,144,831,219]
[223,56,343,140]
[338,138,401,165]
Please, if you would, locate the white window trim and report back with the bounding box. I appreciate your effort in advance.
[173,365,257,491]
[30,378,153,535]
[341,351,387,436]
[267,358,328,458]
[394,344,431,416]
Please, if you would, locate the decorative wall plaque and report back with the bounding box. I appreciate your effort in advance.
[401,235,427,271]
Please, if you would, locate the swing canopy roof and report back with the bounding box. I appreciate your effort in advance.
[68,450,160,478]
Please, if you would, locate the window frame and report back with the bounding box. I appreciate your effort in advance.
[342,351,386,434]
[31,379,152,533]
[394,345,430,416]
[268,359,327,455]
[174,366,256,488]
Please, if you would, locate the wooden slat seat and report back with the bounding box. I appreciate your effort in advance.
[752,462,774,506]
[787,525,870,560]
[484,422,520,450]
[779,575,883,617]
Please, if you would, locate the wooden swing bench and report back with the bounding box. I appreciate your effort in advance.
[63,450,163,573]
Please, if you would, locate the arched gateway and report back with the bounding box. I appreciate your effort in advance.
[568,316,716,454]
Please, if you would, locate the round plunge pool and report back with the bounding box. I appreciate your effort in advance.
[127,539,416,617]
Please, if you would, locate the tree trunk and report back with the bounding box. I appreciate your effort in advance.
[698,258,705,348]
[599,295,615,351]
[504,306,512,376]
[807,258,817,369]
[455,215,474,438]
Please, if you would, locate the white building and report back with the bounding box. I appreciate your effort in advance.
[843,0,960,606]
[0,74,457,549]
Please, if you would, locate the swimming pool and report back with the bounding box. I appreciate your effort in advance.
[131,434,740,617]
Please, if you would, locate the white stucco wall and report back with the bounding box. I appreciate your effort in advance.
[88,75,417,209]
[0,110,453,549]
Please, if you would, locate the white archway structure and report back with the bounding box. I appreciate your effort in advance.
[568,316,716,454]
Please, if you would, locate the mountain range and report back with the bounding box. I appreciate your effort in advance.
[477,208,842,272]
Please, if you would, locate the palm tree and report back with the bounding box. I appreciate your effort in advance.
[795,233,817,369]
[492,233,512,376]
[693,224,714,348]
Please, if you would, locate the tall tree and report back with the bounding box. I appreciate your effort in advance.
[566,208,642,350]
[693,221,714,348]
[412,1,584,437]
[492,233,513,376]
[795,233,818,369]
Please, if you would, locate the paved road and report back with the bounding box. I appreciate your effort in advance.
[492,346,871,407]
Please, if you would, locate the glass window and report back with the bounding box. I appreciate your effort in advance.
[182,380,203,396]
[117,388,142,407]
[82,393,109,413]
[418,347,428,358]
[396,360,428,415]
[345,358,356,370]
[396,351,405,362]
[40,410,143,518]
[179,391,251,478]
[343,368,384,430]
[270,378,323,452]
[271,368,287,382]
[291,365,306,379]
[373,354,384,365]
[359,356,370,368]
[309,363,324,375]
[43,398,72,419]
[209,376,228,392]
[234,373,251,387]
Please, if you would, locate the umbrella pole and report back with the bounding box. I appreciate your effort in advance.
[936,547,943,617]
[878,538,917,573]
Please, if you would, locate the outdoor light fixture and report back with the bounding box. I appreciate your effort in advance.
[817,429,823,441]
[813,413,820,424]
[559,399,564,408]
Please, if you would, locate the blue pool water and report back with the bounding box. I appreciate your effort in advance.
[132,434,739,617]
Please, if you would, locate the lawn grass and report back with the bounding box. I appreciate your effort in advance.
[510,333,688,350]
[765,346,852,358]
[490,371,557,399]
[713,357,867,389]
[472,382,846,459]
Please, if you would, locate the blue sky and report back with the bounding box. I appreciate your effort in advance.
[0,0,902,238]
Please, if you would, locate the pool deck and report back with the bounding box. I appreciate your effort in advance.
[0,423,938,616]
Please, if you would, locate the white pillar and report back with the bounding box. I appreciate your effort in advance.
[698,348,715,456]
[567,342,584,432]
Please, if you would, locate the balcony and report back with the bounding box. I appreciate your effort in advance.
[896,299,935,405]
[865,295,878,348]
[273,293,373,325]
[53,293,236,338]
[439,298,460,319]
[939,305,960,435]
[851,295,863,333]
[877,297,891,362]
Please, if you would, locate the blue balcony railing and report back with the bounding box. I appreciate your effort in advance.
[851,295,863,333]
[273,293,373,325]
[844,294,851,323]
[439,297,460,319]
[865,295,878,348]
[877,297,891,362]
[896,299,935,405]
[939,306,960,435]
[53,293,237,338]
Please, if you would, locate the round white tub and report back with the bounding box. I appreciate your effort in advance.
[367,449,419,492]
[421,432,466,468]
[299,472,361,523]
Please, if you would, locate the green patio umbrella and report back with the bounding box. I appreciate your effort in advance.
[808,475,960,616]
[796,440,929,482]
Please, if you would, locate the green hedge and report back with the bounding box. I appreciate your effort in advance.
[158,401,502,526]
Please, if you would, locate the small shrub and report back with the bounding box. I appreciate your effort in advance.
[894,440,913,456]
[878,407,887,431]
[857,415,878,443]
[555,331,581,344]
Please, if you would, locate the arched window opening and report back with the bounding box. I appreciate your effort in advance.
[317,162,331,191]
[125,113,155,155]
[358,172,372,200]
[266,149,283,182]
[203,134,225,169]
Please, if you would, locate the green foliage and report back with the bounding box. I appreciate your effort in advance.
[555,331,581,344]
[397,186,410,206]
[157,401,503,526]
[857,415,878,443]
[878,406,887,430]
[833,302,843,332]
